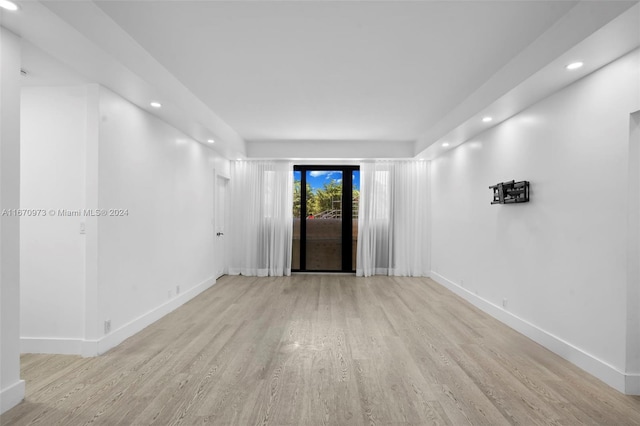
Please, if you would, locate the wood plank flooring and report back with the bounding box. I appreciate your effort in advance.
[3,275,640,425]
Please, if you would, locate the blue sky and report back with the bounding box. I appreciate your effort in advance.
[294,170,360,192]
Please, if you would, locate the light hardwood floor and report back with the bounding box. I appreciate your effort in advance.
[2,275,640,425]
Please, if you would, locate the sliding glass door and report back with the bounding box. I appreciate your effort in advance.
[292,166,360,272]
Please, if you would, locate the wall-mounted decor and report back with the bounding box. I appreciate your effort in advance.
[489,180,529,204]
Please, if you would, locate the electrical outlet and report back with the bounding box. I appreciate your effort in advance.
[176,285,180,295]
[502,298,508,309]
[460,279,464,287]
[104,320,111,334]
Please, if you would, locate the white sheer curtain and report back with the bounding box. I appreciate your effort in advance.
[229,161,293,276]
[356,161,430,277]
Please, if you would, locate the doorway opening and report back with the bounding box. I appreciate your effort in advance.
[215,173,230,278]
[292,165,360,272]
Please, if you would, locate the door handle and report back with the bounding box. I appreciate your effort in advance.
[216,232,224,236]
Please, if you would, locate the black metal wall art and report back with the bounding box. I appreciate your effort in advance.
[489,180,529,204]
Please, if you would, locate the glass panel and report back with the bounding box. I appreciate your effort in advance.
[352,170,360,271]
[306,170,342,271]
[292,170,301,270]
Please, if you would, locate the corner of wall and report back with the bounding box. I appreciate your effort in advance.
[0,380,25,414]
[1,26,25,415]
[84,83,101,347]
[94,275,217,356]
[19,275,217,357]
[626,374,640,395]
[430,272,634,394]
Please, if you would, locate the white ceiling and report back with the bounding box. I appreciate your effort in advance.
[2,1,639,159]
[94,0,577,143]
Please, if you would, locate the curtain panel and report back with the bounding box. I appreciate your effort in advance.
[229,161,293,276]
[356,161,430,277]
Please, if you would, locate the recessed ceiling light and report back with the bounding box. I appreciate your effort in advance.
[482,116,493,123]
[566,62,584,70]
[207,139,215,144]
[0,0,19,11]
[442,142,450,147]
[150,101,162,108]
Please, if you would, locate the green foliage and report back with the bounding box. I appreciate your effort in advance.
[293,180,314,217]
[294,177,359,218]
[311,180,342,215]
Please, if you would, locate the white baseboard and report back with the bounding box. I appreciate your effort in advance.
[430,271,637,395]
[626,374,640,395]
[21,337,83,355]
[88,275,217,356]
[21,275,217,358]
[0,379,25,414]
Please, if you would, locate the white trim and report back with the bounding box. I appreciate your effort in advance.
[0,380,25,414]
[92,275,217,356]
[430,271,637,395]
[356,268,430,277]
[20,275,217,357]
[228,269,290,277]
[21,337,83,355]
[626,374,640,395]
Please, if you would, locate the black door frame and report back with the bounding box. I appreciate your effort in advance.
[294,165,359,272]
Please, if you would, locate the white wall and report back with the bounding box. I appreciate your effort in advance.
[95,86,226,353]
[0,27,25,414]
[17,83,229,357]
[20,86,91,353]
[627,109,640,393]
[430,49,640,393]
